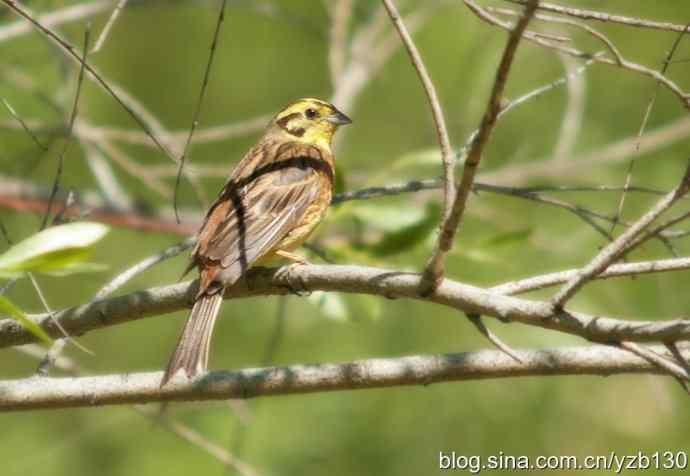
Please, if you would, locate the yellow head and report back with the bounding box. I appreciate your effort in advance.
[271,98,352,149]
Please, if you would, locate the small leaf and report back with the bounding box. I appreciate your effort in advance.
[371,202,441,257]
[308,291,349,322]
[351,203,426,232]
[481,228,533,248]
[392,148,443,170]
[0,222,109,276]
[0,295,52,344]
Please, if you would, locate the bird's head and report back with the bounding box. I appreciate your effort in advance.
[271,98,352,148]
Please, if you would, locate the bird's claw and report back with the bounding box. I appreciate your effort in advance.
[275,263,310,296]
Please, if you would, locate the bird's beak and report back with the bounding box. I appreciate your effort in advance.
[325,109,352,126]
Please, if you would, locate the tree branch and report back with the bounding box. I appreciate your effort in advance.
[381,0,455,294]
[2,344,688,411]
[506,0,690,34]
[3,264,690,350]
[551,161,690,307]
[421,0,538,293]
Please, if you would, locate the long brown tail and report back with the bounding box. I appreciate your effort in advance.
[161,292,224,386]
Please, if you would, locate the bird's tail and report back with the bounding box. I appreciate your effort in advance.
[161,292,224,386]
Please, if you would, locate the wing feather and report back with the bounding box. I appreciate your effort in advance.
[192,140,332,293]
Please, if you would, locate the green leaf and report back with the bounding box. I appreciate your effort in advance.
[480,228,533,248]
[308,291,349,322]
[370,202,441,257]
[0,295,52,344]
[351,203,427,232]
[0,222,109,276]
[392,148,443,170]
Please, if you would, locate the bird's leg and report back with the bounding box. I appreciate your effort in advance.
[274,249,310,296]
[274,250,310,265]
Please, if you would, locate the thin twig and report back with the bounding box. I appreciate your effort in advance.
[619,341,690,383]
[464,0,690,110]
[94,237,196,300]
[134,406,261,476]
[90,0,128,54]
[41,26,90,230]
[1,0,175,161]
[490,257,690,296]
[0,0,111,43]
[610,22,690,234]
[551,161,690,308]
[458,54,599,161]
[381,0,455,295]
[421,0,538,294]
[486,115,690,184]
[173,0,228,223]
[466,313,522,363]
[506,0,690,34]
[28,272,91,376]
[1,97,48,150]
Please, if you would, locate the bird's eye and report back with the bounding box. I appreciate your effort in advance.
[305,108,319,119]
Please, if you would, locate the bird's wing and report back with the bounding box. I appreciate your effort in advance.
[193,140,333,294]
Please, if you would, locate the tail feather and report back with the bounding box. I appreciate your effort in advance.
[161,292,224,386]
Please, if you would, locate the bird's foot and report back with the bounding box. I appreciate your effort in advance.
[275,262,310,296]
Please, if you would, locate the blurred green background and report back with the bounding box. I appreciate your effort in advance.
[1,0,690,474]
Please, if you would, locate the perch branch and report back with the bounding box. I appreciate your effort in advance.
[2,265,690,349]
[1,344,688,411]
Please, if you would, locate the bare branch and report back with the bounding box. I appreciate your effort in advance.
[174,0,228,222]
[90,0,128,54]
[421,0,538,293]
[0,97,48,150]
[1,0,176,161]
[610,22,690,234]
[3,264,690,350]
[41,26,90,230]
[465,0,690,110]
[506,0,690,34]
[466,313,522,363]
[551,162,690,307]
[382,0,455,294]
[486,115,690,184]
[0,0,112,43]
[135,406,261,476]
[1,344,688,411]
[94,237,195,300]
[619,341,690,384]
[492,257,690,296]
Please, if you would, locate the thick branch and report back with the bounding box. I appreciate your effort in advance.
[2,265,690,349]
[2,344,688,411]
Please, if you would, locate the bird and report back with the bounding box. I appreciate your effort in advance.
[161,98,351,386]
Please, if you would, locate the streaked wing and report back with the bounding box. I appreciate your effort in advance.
[193,141,332,292]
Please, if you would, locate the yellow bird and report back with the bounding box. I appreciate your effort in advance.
[162,98,351,385]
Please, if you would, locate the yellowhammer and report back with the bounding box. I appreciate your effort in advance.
[161,98,351,385]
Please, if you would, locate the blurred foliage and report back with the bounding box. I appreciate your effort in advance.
[1,1,690,475]
[0,221,109,342]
